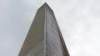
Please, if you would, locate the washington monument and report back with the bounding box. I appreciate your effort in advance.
[18,3,69,56]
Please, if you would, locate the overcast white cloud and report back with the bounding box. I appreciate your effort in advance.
[0,0,100,56]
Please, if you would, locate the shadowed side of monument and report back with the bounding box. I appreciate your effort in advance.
[18,3,46,56]
[18,3,69,56]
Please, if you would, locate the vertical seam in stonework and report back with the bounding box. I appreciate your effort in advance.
[45,5,47,56]
[44,4,47,56]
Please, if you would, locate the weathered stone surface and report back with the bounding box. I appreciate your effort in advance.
[18,3,69,56]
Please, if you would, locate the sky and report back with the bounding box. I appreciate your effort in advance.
[0,0,100,56]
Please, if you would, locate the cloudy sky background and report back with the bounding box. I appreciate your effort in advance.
[0,0,100,56]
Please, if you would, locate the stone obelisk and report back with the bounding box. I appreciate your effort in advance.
[18,3,69,56]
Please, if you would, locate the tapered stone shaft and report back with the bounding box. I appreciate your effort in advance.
[18,3,69,56]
